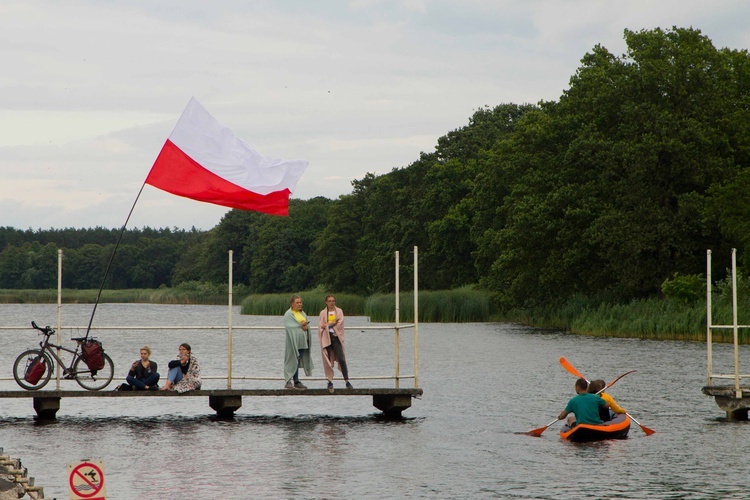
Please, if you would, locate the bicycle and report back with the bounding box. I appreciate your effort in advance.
[13,321,115,391]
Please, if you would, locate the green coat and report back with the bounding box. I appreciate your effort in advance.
[284,308,313,382]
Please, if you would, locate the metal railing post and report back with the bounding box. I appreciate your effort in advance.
[394,251,400,389]
[228,250,233,389]
[732,249,741,397]
[414,246,419,388]
[57,249,63,390]
[707,249,712,386]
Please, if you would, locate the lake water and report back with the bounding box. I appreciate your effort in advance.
[0,303,747,499]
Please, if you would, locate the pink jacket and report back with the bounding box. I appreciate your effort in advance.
[318,307,345,380]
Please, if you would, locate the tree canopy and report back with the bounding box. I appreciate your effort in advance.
[2,27,749,311]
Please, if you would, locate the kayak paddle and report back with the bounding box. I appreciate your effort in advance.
[524,418,560,437]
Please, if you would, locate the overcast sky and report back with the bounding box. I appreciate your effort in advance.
[2,0,749,231]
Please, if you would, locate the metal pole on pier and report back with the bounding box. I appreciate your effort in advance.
[706,249,713,386]
[732,248,741,397]
[228,250,234,389]
[395,251,400,389]
[57,249,63,390]
[414,246,419,388]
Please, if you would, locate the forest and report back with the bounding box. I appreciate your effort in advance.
[2,27,749,311]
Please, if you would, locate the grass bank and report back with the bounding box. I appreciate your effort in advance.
[5,286,739,343]
[240,287,493,322]
[0,287,233,305]
[502,294,750,344]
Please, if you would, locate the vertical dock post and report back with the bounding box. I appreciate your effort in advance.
[209,395,242,418]
[373,394,412,417]
[33,396,60,420]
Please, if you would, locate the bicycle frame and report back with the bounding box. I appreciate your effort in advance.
[38,335,85,377]
[31,322,96,378]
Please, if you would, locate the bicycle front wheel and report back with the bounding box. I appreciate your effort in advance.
[73,353,114,391]
[13,349,54,390]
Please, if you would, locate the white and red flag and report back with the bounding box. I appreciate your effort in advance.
[146,97,308,216]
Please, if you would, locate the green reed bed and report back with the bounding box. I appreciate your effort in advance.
[240,288,492,323]
[366,288,492,323]
[240,292,366,317]
[502,294,603,330]
[0,288,233,305]
[504,294,750,343]
[569,299,707,340]
[14,286,750,343]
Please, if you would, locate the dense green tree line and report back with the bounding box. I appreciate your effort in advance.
[2,27,749,310]
[0,227,200,289]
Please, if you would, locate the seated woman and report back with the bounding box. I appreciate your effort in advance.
[125,345,160,390]
[160,343,201,393]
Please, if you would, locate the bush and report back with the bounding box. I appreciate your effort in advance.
[661,273,705,303]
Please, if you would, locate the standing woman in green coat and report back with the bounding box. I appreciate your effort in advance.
[283,295,313,389]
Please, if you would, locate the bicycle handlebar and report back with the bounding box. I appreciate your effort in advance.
[31,321,54,335]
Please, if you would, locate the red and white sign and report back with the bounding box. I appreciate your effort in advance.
[68,460,106,500]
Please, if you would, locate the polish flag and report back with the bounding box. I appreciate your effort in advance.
[146,97,308,216]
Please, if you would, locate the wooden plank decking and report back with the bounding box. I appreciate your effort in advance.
[0,388,424,420]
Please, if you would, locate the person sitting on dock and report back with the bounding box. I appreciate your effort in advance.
[283,295,313,389]
[588,379,626,422]
[318,294,353,393]
[160,343,201,393]
[124,345,160,391]
[558,378,608,427]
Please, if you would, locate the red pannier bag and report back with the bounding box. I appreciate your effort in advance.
[81,339,105,370]
[24,356,46,384]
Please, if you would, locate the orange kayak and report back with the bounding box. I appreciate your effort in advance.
[560,413,630,442]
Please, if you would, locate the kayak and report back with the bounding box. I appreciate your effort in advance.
[559,413,630,442]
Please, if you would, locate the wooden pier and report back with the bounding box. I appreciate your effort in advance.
[701,385,750,420]
[704,250,750,419]
[0,388,423,420]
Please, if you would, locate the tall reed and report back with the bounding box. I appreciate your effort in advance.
[502,293,750,343]
[0,288,233,305]
[240,293,366,317]
[366,287,492,322]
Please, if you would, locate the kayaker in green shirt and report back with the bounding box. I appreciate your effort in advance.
[558,378,608,427]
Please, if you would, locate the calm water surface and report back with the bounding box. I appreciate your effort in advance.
[0,303,747,499]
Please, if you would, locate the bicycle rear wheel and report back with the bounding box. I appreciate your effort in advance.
[73,353,114,391]
[13,349,54,390]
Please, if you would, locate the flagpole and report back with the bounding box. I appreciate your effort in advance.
[83,181,148,338]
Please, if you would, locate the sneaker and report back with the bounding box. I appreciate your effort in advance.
[284,381,294,390]
[327,381,334,393]
[345,381,354,389]
[294,381,308,390]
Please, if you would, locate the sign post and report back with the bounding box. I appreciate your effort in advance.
[68,460,106,500]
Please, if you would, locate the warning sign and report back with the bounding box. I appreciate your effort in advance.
[68,460,106,500]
